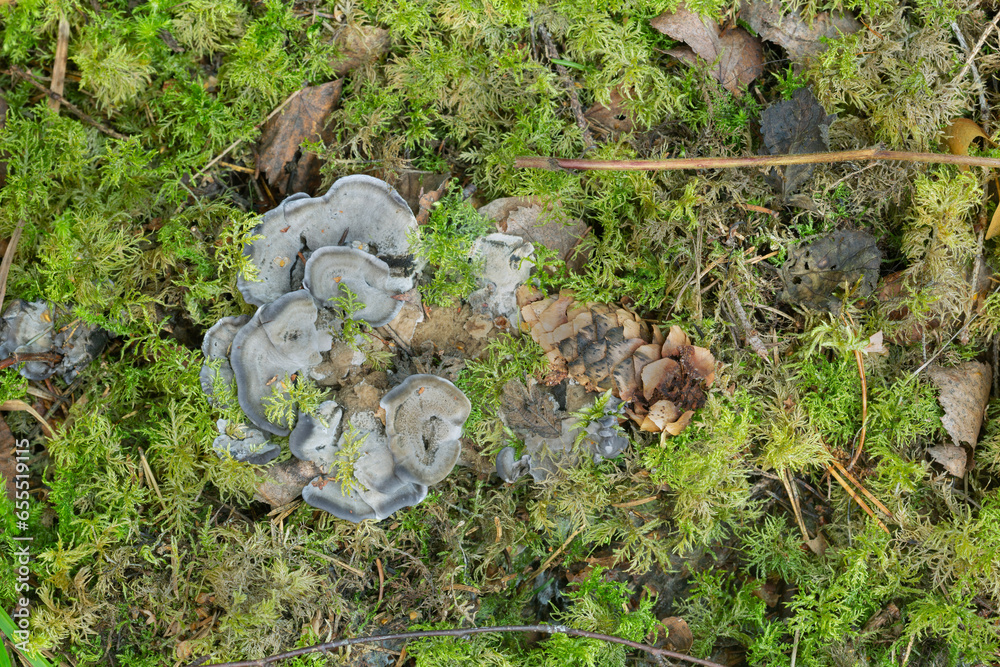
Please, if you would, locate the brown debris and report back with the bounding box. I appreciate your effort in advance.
[479,197,591,272]
[926,361,990,478]
[660,616,693,653]
[519,291,715,435]
[778,229,881,311]
[0,415,17,502]
[330,25,390,76]
[257,80,343,195]
[651,4,763,95]
[760,88,836,201]
[48,18,70,112]
[255,458,322,508]
[584,88,635,140]
[740,0,861,60]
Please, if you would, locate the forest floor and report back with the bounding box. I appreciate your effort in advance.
[3,0,1000,666]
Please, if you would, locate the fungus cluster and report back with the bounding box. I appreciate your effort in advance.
[0,300,107,382]
[201,176,472,521]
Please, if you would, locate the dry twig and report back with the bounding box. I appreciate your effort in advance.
[48,18,70,113]
[4,66,129,140]
[0,220,25,316]
[726,284,770,361]
[515,149,1000,172]
[951,10,1000,93]
[536,25,596,152]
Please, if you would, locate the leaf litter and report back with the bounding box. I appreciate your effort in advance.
[926,361,991,477]
[778,229,881,311]
[740,0,861,60]
[760,87,836,203]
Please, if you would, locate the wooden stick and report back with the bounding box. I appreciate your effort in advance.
[514,149,1000,172]
[830,458,894,520]
[826,464,889,534]
[5,66,129,140]
[48,18,71,112]
[952,10,1000,90]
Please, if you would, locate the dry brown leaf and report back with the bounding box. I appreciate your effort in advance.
[805,531,828,556]
[330,26,390,75]
[258,80,342,195]
[761,88,836,200]
[928,445,968,477]
[943,118,995,170]
[479,197,591,272]
[584,88,635,139]
[651,4,763,95]
[660,617,693,653]
[390,171,450,219]
[740,0,861,60]
[778,229,880,311]
[254,458,322,508]
[927,361,991,449]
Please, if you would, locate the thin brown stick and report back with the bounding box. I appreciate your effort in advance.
[515,149,1000,172]
[952,10,1000,91]
[826,464,890,535]
[726,284,770,361]
[0,399,55,437]
[780,470,810,543]
[48,18,70,113]
[848,348,868,470]
[138,447,165,510]
[4,66,129,140]
[196,87,305,179]
[830,458,894,520]
[191,624,727,667]
[0,352,62,371]
[526,525,584,582]
[375,558,385,605]
[0,219,25,316]
[292,546,365,577]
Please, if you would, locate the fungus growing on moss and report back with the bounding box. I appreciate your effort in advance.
[212,419,281,465]
[199,315,250,405]
[303,246,408,327]
[381,374,472,486]
[0,300,107,382]
[288,400,343,467]
[237,175,419,306]
[299,411,428,522]
[495,446,531,483]
[230,290,333,435]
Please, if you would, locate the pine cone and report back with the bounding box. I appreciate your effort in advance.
[518,288,715,434]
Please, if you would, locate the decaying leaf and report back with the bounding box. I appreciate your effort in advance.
[927,445,968,478]
[500,379,562,438]
[651,4,763,95]
[740,0,861,60]
[942,118,1000,239]
[760,88,836,200]
[258,80,342,195]
[660,617,693,653]
[778,229,881,311]
[330,25,390,75]
[584,88,635,139]
[0,415,17,502]
[255,458,322,507]
[927,361,990,449]
[391,170,450,217]
[479,197,591,272]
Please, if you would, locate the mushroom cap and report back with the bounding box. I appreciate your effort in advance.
[288,400,343,468]
[212,419,281,465]
[296,175,417,269]
[380,374,472,486]
[237,192,312,307]
[302,246,407,327]
[0,300,56,380]
[495,446,531,483]
[230,290,334,435]
[300,411,428,522]
[200,315,250,405]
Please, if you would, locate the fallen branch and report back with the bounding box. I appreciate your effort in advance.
[0,352,62,371]
[4,66,129,141]
[515,149,1000,172]
[191,624,727,667]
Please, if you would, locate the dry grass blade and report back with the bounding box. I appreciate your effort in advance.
[48,18,70,112]
[779,470,810,542]
[830,458,894,520]
[0,219,25,316]
[826,464,889,534]
[848,347,867,470]
[0,399,55,437]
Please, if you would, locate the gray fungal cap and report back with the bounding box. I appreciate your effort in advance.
[300,411,427,522]
[237,176,418,306]
[381,374,471,486]
[230,290,333,435]
[199,315,250,406]
[302,247,408,327]
[288,400,343,468]
[495,446,531,483]
[0,300,106,382]
[213,419,281,465]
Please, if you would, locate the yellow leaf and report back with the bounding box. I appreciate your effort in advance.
[944,118,996,172]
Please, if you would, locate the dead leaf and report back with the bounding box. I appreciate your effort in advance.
[927,361,991,449]
[330,26,390,76]
[928,445,968,477]
[942,118,1000,240]
[479,197,591,272]
[651,4,763,95]
[390,171,450,219]
[660,616,693,652]
[500,380,563,438]
[760,88,836,200]
[0,415,17,502]
[805,531,828,556]
[740,0,861,60]
[778,229,881,311]
[584,88,635,139]
[862,331,888,356]
[258,80,342,195]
